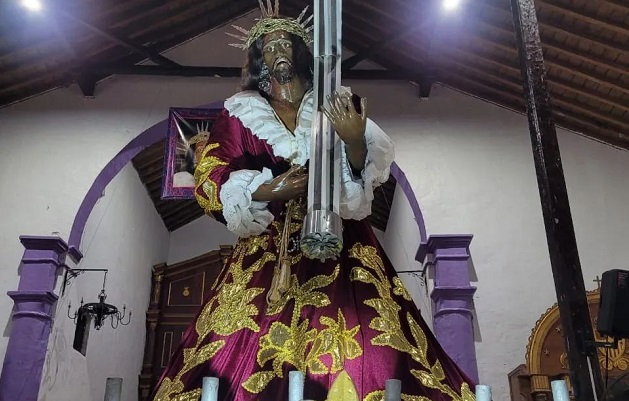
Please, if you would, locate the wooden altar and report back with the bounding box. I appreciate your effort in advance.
[137,246,233,401]
[509,288,629,400]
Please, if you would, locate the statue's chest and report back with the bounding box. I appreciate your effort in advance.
[273,108,298,133]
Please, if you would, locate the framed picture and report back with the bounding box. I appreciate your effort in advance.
[162,106,222,199]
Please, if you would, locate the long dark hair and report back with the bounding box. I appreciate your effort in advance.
[240,30,314,96]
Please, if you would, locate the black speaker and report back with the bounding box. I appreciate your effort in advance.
[597,269,629,339]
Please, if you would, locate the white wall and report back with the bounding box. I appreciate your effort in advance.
[0,9,627,401]
[346,80,629,399]
[39,163,169,401]
[0,53,242,369]
[378,185,433,326]
[167,217,237,265]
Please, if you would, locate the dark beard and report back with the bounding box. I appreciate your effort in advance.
[272,64,295,85]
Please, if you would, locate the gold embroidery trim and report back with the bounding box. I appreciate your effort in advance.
[194,143,228,213]
[154,240,273,400]
[349,243,475,401]
[243,265,364,395]
[393,277,412,301]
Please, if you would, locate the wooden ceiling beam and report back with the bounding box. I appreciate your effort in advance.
[164,208,204,231]
[0,0,196,67]
[82,64,414,80]
[106,0,202,31]
[339,26,429,78]
[43,1,251,74]
[0,1,255,106]
[443,73,628,149]
[482,0,627,54]
[50,6,180,68]
[601,0,629,11]
[459,33,628,94]
[95,1,255,63]
[92,0,158,23]
[341,0,435,72]
[471,14,628,78]
[143,169,166,188]
[289,0,402,26]
[132,142,165,165]
[342,23,425,71]
[444,76,626,149]
[443,46,629,114]
[160,200,200,221]
[358,1,407,25]
[537,0,629,36]
[443,57,628,131]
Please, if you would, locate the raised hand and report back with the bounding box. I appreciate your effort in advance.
[323,91,367,146]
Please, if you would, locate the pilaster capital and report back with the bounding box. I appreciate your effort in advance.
[416,234,473,262]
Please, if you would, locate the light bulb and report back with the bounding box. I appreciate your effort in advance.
[21,0,43,12]
[443,0,461,11]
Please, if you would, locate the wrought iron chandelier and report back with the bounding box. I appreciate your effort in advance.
[67,270,131,330]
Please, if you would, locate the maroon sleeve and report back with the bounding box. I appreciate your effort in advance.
[193,109,250,224]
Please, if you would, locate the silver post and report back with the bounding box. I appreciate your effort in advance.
[300,0,344,261]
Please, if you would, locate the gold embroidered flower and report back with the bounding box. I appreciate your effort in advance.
[309,309,362,373]
[266,266,339,316]
[209,281,264,336]
[393,277,413,301]
[258,320,317,376]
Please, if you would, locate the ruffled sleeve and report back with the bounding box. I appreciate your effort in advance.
[194,109,274,237]
[339,118,395,220]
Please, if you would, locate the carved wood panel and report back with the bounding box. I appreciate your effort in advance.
[138,245,232,401]
[509,289,629,400]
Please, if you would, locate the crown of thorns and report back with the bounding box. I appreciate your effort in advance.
[227,0,313,49]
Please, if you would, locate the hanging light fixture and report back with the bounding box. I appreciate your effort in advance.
[67,270,132,330]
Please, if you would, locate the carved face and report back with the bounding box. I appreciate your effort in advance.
[262,30,295,85]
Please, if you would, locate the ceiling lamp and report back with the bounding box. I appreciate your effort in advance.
[66,270,132,330]
[443,0,461,11]
[20,0,43,12]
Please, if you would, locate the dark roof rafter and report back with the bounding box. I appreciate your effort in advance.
[0,0,626,151]
[538,0,629,36]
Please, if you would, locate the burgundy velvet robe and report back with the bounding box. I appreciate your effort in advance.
[151,106,476,401]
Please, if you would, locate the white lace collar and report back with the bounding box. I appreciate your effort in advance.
[224,90,314,166]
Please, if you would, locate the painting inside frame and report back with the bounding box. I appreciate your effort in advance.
[162,106,222,199]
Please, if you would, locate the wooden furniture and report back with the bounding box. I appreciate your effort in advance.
[138,246,233,401]
[509,288,629,400]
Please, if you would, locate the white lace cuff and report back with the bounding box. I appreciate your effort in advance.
[219,168,275,237]
[340,119,395,220]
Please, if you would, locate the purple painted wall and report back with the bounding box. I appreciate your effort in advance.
[389,162,428,244]
[0,236,68,401]
[419,234,479,383]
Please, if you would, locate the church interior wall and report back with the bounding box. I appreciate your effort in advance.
[346,79,629,400]
[378,184,433,328]
[166,218,237,266]
[0,73,242,370]
[0,10,626,401]
[38,163,169,401]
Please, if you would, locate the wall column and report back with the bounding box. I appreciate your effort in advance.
[0,236,70,401]
[417,234,478,382]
